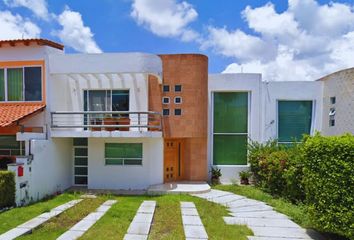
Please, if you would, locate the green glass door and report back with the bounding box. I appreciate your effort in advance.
[213,92,248,165]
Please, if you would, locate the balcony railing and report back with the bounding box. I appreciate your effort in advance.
[51,111,162,131]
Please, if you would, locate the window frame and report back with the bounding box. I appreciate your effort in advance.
[162,96,170,104]
[163,108,170,116]
[0,65,43,102]
[276,99,315,144]
[174,96,182,104]
[174,85,182,92]
[174,108,182,116]
[83,89,130,111]
[211,91,250,166]
[104,142,143,166]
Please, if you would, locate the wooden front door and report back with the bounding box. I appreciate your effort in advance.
[164,139,184,182]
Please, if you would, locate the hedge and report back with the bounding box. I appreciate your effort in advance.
[0,171,15,209]
[302,134,354,239]
[248,140,305,202]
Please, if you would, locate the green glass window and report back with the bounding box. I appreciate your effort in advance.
[278,101,313,143]
[105,143,142,165]
[213,135,248,165]
[0,69,4,101]
[213,92,249,165]
[7,68,23,101]
[214,92,248,133]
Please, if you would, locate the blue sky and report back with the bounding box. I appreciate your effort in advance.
[1,0,354,80]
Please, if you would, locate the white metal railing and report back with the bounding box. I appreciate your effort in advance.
[50,111,162,131]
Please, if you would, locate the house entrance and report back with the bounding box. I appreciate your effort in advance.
[164,139,184,182]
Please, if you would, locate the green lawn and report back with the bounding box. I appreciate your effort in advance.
[0,193,79,234]
[214,184,313,228]
[0,193,253,240]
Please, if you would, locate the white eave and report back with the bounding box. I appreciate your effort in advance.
[48,52,163,83]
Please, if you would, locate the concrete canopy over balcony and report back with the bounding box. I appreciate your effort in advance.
[48,52,162,81]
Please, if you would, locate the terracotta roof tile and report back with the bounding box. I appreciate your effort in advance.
[0,39,64,50]
[0,103,45,127]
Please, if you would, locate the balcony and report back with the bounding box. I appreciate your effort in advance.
[50,111,162,138]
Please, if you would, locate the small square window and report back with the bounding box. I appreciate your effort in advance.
[175,85,182,92]
[162,97,170,104]
[330,97,336,104]
[329,119,335,127]
[163,85,170,92]
[174,97,182,104]
[174,109,182,116]
[163,109,170,116]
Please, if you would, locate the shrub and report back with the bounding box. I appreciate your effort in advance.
[0,171,15,209]
[248,140,305,202]
[210,166,222,185]
[302,134,354,239]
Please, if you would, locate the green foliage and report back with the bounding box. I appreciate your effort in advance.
[0,171,15,209]
[239,170,251,180]
[210,166,222,185]
[302,134,354,239]
[248,140,305,202]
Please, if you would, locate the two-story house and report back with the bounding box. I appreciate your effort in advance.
[1,39,353,205]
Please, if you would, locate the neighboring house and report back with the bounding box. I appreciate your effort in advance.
[0,39,352,204]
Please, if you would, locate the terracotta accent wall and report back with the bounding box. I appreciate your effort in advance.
[159,54,208,181]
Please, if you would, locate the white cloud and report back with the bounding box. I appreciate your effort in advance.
[131,0,199,41]
[4,0,50,20]
[206,0,354,81]
[55,8,102,53]
[0,10,40,40]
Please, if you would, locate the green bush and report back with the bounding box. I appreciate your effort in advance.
[0,171,15,209]
[248,140,305,202]
[302,134,354,239]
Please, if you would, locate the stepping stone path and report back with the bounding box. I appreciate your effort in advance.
[180,202,208,240]
[0,199,83,240]
[193,189,314,240]
[124,200,156,240]
[57,199,117,240]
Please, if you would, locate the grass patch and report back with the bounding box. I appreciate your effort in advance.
[214,184,313,228]
[0,193,78,234]
[148,194,252,240]
[1,193,253,239]
[18,198,104,240]
[80,196,143,240]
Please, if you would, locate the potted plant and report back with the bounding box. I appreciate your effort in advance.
[239,170,251,185]
[118,116,131,131]
[210,166,222,185]
[103,114,117,131]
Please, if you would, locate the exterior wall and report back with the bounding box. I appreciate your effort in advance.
[9,138,72,205]
[159,54,208,181]
[88,137,163,190]
[208,73,262,183]
[262,81,323,141]
[320,68,354,135]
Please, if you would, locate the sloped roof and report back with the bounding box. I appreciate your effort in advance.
[0,39,64,50]
[0,103,45,127]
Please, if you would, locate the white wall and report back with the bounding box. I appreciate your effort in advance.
[262,81,323,142]
[88,137,163,190]
[10,138,72,205]
[208,73,262,183]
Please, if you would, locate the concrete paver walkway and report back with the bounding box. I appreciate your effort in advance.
[180,201,208,240]
[57,199,117,240]
[193,189,314,240]
[124,200,156,240]
[0,199,83,240]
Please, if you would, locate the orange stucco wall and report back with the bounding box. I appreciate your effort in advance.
[155,54,209,181]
